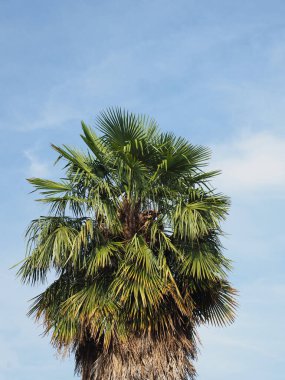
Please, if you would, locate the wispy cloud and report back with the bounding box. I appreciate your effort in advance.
[24,150,50,177]
[211,131,285,195]
[14,20,263,132]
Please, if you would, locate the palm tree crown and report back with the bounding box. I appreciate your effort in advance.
[18,108,237,380]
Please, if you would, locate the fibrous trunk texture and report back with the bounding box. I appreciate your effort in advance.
[76,333,197,380]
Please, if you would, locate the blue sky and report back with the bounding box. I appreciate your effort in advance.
[1,0,285,379]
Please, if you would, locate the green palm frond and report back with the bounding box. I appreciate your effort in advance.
[97,108,146,149]
[173,190,230,240]
[192,280,237,326]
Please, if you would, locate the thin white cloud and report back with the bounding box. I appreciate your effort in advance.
[211,131,285,194]
[16,52,139,131]
[24,150,50,178]
[14,22,258,132]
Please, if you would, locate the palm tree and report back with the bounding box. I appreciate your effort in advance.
[18,108,237,380]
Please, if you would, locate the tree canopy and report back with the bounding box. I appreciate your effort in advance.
[18,108,237,379]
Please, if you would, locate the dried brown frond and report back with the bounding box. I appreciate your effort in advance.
[76,331,197,380]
